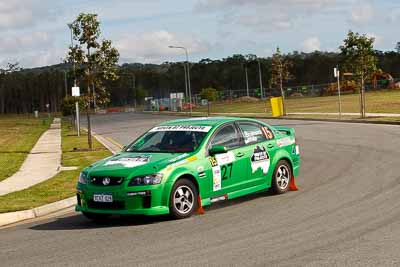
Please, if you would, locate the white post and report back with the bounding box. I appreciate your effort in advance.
[76,102,80,136]
[334,67,342,119]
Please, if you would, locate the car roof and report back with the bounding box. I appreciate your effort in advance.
[159,116,264,128]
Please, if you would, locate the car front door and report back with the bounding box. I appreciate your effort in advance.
[207,123,249,197]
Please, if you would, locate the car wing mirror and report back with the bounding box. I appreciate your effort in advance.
[209,145,227,156]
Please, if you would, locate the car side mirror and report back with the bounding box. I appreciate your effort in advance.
[209,145,227,156]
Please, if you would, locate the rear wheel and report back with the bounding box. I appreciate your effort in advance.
[271,160,292,194]
[169,178,198,219]
[82,211,111,223]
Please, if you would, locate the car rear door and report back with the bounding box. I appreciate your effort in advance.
[237,121,278,188]
[206,123,249,197]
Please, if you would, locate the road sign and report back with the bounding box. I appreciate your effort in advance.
[72,87,80,97]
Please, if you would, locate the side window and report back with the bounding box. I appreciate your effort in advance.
[210,124,240,149]
[238,122,272,145]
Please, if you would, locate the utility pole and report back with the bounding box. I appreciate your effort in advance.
[258,59,264,99]
[183,63,188,108]
[245,65,249,96]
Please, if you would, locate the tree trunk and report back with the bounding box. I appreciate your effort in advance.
[87,47,93,150]
[360,74,366,118]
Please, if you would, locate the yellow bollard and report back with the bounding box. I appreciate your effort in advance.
[270,97,284,117]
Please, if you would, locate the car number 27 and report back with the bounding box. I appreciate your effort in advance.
[221,163,233,180]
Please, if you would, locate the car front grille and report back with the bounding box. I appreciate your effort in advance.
[87,200,125,210]
[90,176,124,186]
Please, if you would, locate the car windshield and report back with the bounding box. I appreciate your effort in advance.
[126,130,208,153]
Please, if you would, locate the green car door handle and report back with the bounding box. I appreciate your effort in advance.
[267,144,274,149]
[236,152,245,157]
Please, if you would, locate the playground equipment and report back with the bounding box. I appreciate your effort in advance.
[371,70,395,89]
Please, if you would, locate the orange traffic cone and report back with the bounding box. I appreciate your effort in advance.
[196,195,205,214]
[289,176,299,191]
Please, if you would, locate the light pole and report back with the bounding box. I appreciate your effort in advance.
[245,65,249,97]
[258,58,264,99]
[168,45,192,116]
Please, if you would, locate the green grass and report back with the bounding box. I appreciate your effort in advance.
[0,115,51,182]
[193,90,400,115]
[0,120,111,213]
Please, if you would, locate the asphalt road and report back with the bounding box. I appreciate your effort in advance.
[1,113,400,266]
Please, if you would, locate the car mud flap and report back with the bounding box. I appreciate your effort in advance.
[289,176,299,191]
[196,195,205,215]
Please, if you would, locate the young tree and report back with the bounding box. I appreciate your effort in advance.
[270,47,293,115]
[66,13,119,149]
[340,31,377,118]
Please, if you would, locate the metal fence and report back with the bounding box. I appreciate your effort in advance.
[143,79,400,111]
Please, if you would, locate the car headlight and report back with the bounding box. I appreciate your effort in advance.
[78,172,88,184]
[128,174,163,186]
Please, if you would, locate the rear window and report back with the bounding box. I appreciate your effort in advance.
[238,122,268,145]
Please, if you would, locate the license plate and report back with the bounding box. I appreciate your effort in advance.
[93,194,113,202]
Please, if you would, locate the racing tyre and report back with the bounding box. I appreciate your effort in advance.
[82,212,111,223]
[271,160,292,194]
[169,178,198,219]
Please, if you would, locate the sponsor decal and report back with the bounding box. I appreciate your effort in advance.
[212,166,222,191]
[104,155,151,168]
[277,137,295,147]
[126,190,151,197]
[215,151,235,166]
[166,156,198,171]
[261,126,274,139]
[243,130,263,144]
[197,166,206,178]
[210,194,228,203]
[251,145,270,174]
[209,156,218,167]
[169,153,189,163]
[149,125,212,132]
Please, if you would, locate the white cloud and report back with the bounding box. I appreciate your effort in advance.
[0,0,57,30]
[195,0,335,32]
[301,37,321,52]
[116,30,211,63]
[350,2,374,25]
[0,32,51,53]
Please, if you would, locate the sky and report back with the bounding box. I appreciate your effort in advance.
[0,0,399,68]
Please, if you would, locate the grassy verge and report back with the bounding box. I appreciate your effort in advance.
[0,115,51,182]
[0,120,111,213]
[192,90,400,115]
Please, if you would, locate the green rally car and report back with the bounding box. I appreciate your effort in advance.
[76,117,300,220]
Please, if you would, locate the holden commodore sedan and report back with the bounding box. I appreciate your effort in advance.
[76,117,300,220]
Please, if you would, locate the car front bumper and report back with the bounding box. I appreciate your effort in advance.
[75,182,171,216]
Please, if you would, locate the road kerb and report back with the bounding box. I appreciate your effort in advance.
[0,210,36,227]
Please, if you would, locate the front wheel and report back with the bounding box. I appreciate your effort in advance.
[271,160,292,194]
[169,179,198,219]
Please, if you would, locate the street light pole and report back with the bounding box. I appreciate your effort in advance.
[245,65,249,97]
[258,59,263,99]
[168,45,192,116]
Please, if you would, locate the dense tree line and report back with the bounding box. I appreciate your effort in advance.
[1,50,399,113]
